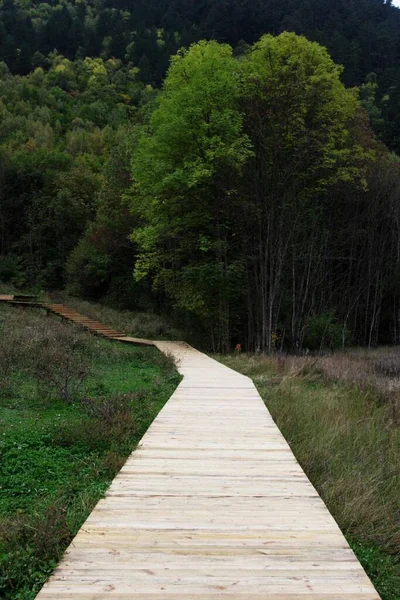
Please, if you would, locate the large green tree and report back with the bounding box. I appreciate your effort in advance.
[131,40,251,350]
[130,33,368,351]
[238,33,367,351]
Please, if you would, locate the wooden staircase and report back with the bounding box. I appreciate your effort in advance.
[0,295,129,341]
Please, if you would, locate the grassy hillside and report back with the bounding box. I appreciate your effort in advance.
[217,350,400,599]
[53,293,182,341]
[0,303,180,599]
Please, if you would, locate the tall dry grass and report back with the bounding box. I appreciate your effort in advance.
[218,349,400,557]
[0,304,93,403]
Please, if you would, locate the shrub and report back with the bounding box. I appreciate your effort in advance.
[0,255,20,283]
[303,313,347,351]
[34,335,91,404]
[66,233,112,299]
[0,500,70,598]
[0,306,93,403]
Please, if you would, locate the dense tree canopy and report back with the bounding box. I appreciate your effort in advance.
[1,0,400,151]
[1,3,400,352]
[131,33,392,351]
[0,53,153,287]
[130,40,252,347]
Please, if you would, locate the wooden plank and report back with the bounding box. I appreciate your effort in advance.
[35,337,380,599]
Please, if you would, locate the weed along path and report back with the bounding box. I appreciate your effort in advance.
[0,296,380,599]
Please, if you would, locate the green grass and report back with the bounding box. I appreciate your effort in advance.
[0,304,180,599]
[216,352,400,600]
[350,541,400,600]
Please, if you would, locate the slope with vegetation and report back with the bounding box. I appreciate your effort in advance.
[0,53,154,295]
[1,0,400,152]
[0,302,180,599]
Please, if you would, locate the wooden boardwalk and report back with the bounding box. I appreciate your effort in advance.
[0,296,380,598]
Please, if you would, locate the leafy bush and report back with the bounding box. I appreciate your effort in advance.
[303,313,347,351]
[0,256,20,283]
[34,335,91,404]
[0,306,93,403]
[81,391,144,425]
[66,233,112,299]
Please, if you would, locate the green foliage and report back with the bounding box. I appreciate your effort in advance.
[359,73,385,134]
[131,40,252,349]
[66,233,112,298]
[351,542,400,600]
[303,313,347,351]
[65,132,143,305]
[130,33,370,351]
[0,54,150,286]
[241,33,363,191]
[1,0,400,154]
[0,255,20,282]
[132,40,250,202]
[1,18,400,352]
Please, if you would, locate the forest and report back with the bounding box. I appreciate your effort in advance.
[1,0,400,352]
